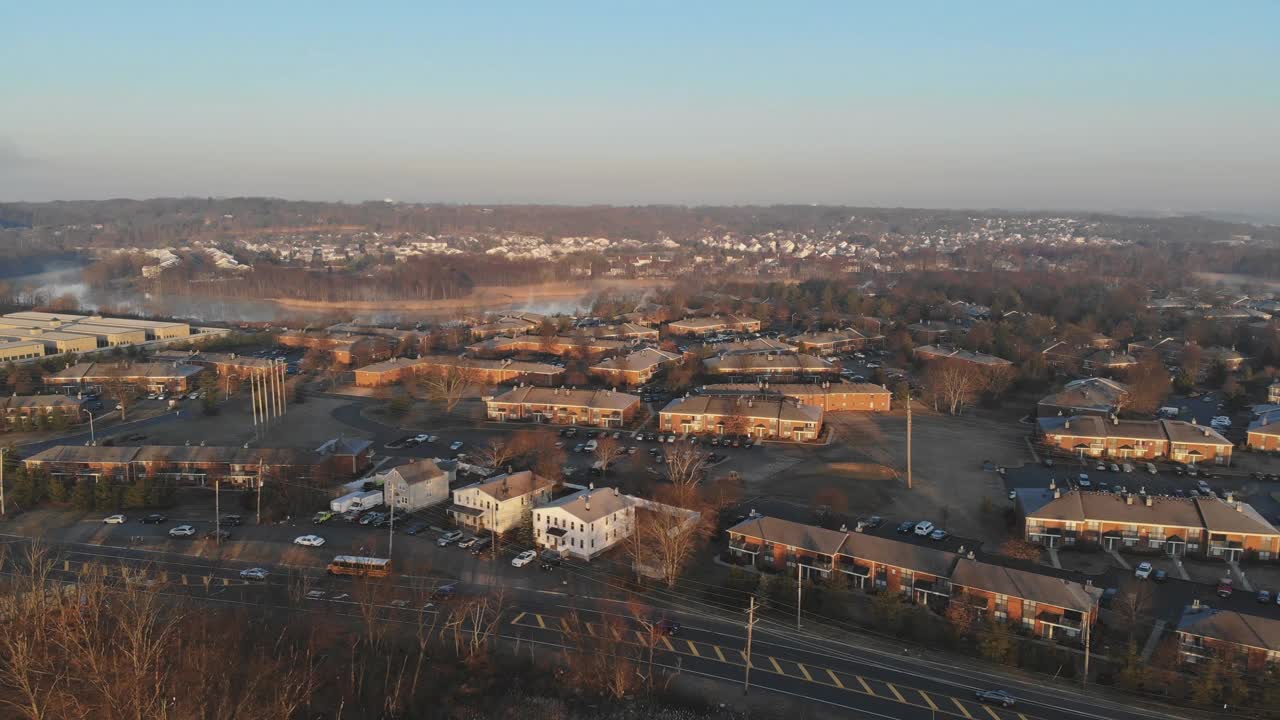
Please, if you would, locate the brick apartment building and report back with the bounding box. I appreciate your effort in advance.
[913,345,1014,369]
[589,347,682,386]
[276,330,393,365]
[45,361,206,395]
[466,334,627,357]
[1037,416,1233,465]
[1019,488,1280,561]
[666,314,762,336]
[789,328,868,355]
[485,385,640,427]
[725,515,1100,638]
[659,395,823,441]
[699,381,890,412]
[24,445,324,486]
[1036,377,1131,418]
[2,395,87,428]
[1177,603,1280,671]
[352,356,563,387]
[703,352,839,378]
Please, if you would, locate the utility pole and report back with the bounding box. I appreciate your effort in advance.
[491,504,498,561]
[214,477,221,545]
[744,596,757,695]
[82,408,96,445]
[256,461,263,525]
[387,478,395,558]
[796,557,803,630]
[250,370,259,436]
[0,447,6,517]
[906,390,913,490]
[1083,612,1091,690]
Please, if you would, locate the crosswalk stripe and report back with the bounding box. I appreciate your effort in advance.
[857,676,874,695]
[768,656,784,674]
[982,705,1003,720]
[826,669,844,688]
[919,691,939,710]
[511,612,527,625]
[886,684,906,703]
[1017,714,1029,720]
[635,630,648,644]
[797,663,813,681]
[952,697,974,719]
[739,650,751,666]
[686,640,700,656]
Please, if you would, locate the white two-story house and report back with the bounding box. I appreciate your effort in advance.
[379,459,452,512]
[448,470,555,534]
[533,487,636,560]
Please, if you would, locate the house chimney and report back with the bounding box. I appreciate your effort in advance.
[1053,487,1061,499]
[1049,478,1056,490]
[1064,419,1071,430]
[1192,598,1201,610]
[613,487,619,496]
[1126,494,1134,505]
[1145,496,1153,507]
[1226,491,1234,503]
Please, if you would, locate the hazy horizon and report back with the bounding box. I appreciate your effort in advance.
[3,2,1278,216]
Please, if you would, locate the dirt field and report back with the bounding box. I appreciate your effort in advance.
[738,406,1034,547]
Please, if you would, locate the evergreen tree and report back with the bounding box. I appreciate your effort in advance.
[93,480,119,511]
[123,478,151,509]
[71,478,94,511]
[1189,656,1223,706]
[978,618,1017,666]
[46,474,70,504]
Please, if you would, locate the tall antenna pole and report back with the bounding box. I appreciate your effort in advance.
[906,390,913,490]
[250,370,259,435]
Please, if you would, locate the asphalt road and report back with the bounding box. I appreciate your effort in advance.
[0,532,1208,720]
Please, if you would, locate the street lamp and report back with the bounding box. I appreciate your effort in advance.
[81,408,96,445]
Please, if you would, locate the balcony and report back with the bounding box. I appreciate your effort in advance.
[1038,611,1084,631]
[797,555,833,571]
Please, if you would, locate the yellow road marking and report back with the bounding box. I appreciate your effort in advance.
[797,663,813,682]
[586,622,598,636]
[635,630,648,644]
[659,635,674,651]
[610,626,622,641]
[535,614,546,629]
[713,645,726,662]
[561,618,571,633]
[826,669,844,688]
[511,612,527,625]
[886,683,906,703]
[739,649,751,666]
[857,676,874,695]
[768,656,784,674]
[919,691,939,711]
[1018,714,1030,720]
[686,640,700,656]
[952,697,974,719]
[982,705,1003,720]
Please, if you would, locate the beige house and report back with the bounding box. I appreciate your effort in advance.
[449,470,555,534]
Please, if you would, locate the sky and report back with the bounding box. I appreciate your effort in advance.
[2,1,1278,215]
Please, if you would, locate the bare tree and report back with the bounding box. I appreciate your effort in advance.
[593,434,626,483]
[474,438,519,472]
[99,362,143,421]
[632,501,709,589]
[662,441,707,508]
[421,363,477,413]
[923,358,985,415]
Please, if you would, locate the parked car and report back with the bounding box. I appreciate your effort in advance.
[449,441,464,451]
[929,528,949,542]
[432,584,457,601]
[913,521,935,536]
[312,510,334,524]
[103,514,127,524]
[220,515,243,527]
[896,521,916,534]
[1217,578,1235,598]
[1134,562,1153,580]
[1077,473,1091,488]
[403,521,429,535]
[437,530,464,547]
[974,689,1017,708]
[458,536,478,550]
[239,568,269,581]
[294,535,326,547]
[470,537,492,555]
[1153,569,1168,582]
[1095,462,1106,472]
[1257,590,1273,604]
[169,524,196,537]
[539,549,563,570]
[512,550,537,567]
[856,516,883,531]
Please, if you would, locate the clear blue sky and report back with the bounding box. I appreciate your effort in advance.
[2,1,1277,214]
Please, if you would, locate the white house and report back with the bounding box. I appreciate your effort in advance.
[379,459,452,512]
[449,470,555,534]
[533,486,636,560]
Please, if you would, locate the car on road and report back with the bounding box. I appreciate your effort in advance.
[240,568,269,581]
[1218,578,1235,597]
[896,521,916,534]
[512,550,537,567]
[169,524,196,537]
[1153,569,1168,582]
[470,537,492,555]
[655,619,681,636]
[294,535,326,547]
[403,520,429,535]
[449,441,464,451]
[974,689,1017,708]
[312,511,334,524]
[437,530,464,547]
[913,521,935,536]
[929,528,949,542]
[103,514,127,524]
[1134,562,1153,580]
[458,536,478,550]
[220,515,243,527]
[139,513,168,524]
[539,549,563,570]
[206,529,231,541]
